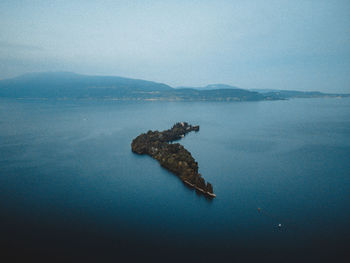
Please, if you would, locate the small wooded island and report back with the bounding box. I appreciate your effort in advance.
[131,122,216,198]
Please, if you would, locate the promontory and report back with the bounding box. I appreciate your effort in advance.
[131,122,215,198]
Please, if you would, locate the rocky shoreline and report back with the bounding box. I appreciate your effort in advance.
[131,122,215,198]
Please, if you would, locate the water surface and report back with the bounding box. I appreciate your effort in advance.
[1,98,349,262]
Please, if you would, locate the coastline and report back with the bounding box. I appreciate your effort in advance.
[183,180,217,197]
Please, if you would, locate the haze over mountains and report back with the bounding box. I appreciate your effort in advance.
[176,84,240,90]
[0,72,348,101]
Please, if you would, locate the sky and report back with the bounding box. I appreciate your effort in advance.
[0,0,349,92]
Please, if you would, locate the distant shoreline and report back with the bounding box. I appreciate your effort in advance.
[2,72,348,101]
[4,96,348,102]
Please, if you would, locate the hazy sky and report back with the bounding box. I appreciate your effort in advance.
[1,0,349,92]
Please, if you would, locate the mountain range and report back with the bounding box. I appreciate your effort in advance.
[0,72,348,101]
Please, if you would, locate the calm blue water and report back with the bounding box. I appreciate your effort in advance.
[0,98,349,262]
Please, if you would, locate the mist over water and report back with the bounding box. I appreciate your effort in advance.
[1,98,350,262]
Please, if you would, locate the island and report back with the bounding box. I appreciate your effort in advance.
[131,122,216,198]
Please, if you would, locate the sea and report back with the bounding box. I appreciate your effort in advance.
[0,98,349,262]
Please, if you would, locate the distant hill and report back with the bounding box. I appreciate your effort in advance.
[0,72,173,98]
[171,83,265,101]
[169,88,265,101]
[1,72,347,101]
[0,72,266,101]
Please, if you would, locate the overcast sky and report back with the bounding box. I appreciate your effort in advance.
[0,0,349,92]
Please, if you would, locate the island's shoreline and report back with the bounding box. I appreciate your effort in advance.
[183,180,217,197]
